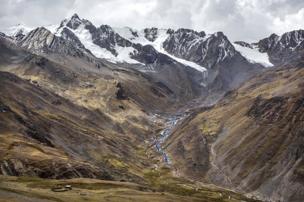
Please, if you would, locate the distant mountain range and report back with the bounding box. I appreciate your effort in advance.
[3,14,304,96]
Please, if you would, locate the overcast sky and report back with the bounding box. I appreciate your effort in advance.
[1,0,304,41]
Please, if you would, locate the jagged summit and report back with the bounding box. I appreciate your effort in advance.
[163,29,237,68]
[235,29,304,66]
[71,13,81,20]
[16,26,93,58]
[59,13,92,30]
[256,29,304,52]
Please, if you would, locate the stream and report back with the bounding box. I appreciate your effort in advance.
[151,114,187,165]
[151,97,221,166]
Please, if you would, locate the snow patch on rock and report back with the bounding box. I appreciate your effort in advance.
[115,27,207,72]
[152,29,207,73]
[234,43,273,67]
[61,24,139,64]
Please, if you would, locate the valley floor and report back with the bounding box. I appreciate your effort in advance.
[0,175,260,202]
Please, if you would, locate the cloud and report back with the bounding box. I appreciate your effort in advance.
[0,0,74,27]
[272,7,304,34]
[0,0,303,41]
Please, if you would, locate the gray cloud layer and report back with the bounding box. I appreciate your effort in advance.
[1,0,304,41]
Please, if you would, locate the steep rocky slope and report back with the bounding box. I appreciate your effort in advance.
[18,27,93,58]
[162,29,264,90]
[0,36,175,184]
[0,71,154,181]
[165,66,304,202]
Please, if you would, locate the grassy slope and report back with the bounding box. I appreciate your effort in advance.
[166,66,304,201]
[0,174,260,202]
[0,38,262,201]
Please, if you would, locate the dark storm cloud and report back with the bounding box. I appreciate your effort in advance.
[0,0,303,41]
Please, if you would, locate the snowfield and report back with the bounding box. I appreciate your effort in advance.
[114,27,207,73]
[234,43,273,67]
[61,24,140,64]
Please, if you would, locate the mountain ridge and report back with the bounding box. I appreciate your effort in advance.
[1,13,268,97]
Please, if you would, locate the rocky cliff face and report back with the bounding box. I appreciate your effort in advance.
[163,29,264,90]
[57,14,135,57]
[163,30,235,68]
[18,27,93,58]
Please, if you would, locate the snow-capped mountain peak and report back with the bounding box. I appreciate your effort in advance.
[64,13,83,29]
[144,27,159,42]
[235,29,304,66]
[55,15,139,64]
[2,23,33,40]
[162,29,238,69]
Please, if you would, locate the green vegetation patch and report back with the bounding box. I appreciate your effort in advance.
[199,119,221,136]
